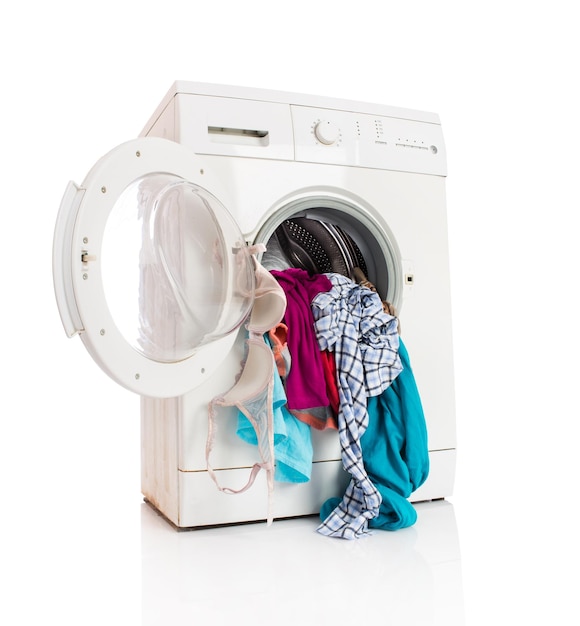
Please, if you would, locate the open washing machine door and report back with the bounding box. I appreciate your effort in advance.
[53,137,256,398]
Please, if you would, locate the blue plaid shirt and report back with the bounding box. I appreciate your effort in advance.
[311,274,402,539]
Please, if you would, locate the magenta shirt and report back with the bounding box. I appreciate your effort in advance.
[270,269,333,412]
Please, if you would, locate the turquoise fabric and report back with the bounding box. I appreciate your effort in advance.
[237,338,313,483]
[321,339,429,530]
[363,338,429,529]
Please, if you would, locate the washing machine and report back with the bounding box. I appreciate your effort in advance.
[53,81,456,529]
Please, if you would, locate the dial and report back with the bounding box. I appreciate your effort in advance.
[314,120,340,145]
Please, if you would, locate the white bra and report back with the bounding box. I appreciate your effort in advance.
[206,244,287,524]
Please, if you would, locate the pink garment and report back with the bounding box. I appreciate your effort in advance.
[268,323,291,379]
[320,349,340,427]
[270,269,333,428]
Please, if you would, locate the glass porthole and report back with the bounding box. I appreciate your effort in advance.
[101,174,255,363]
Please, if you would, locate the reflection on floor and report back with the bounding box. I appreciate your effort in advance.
[142,499,465,625]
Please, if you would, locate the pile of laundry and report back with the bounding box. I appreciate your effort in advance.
[207,241,430,540]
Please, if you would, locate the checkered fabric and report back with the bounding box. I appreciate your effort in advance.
[311,274,402,539]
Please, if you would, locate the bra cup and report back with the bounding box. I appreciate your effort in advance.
[220,338,274,405]
[247,260,287,334]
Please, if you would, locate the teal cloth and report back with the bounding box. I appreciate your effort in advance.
[321,339,429,530]
[237,339,313,483]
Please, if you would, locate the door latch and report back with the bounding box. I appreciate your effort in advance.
[81,251,97,264]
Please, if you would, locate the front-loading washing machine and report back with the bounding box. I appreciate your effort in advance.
[53,81,456,530]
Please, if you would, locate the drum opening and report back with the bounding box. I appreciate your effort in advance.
[258,197,402,311]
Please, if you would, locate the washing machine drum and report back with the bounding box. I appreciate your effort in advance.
[53,137,256,397]
[275,217,368,277]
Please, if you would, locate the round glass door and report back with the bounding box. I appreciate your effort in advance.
[54,137,255,397]
[102,173,254,363]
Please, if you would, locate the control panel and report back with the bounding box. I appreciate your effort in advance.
[291,105,446,176]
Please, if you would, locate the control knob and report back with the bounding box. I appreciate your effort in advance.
[314,120,340,145]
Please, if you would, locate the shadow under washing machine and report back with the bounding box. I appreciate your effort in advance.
[53,81,456,528]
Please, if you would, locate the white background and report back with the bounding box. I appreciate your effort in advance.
[2,1,579,624]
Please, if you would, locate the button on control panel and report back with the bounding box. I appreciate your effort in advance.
[313,120,341,145]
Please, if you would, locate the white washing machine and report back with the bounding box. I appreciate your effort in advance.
[53,81,456,529]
